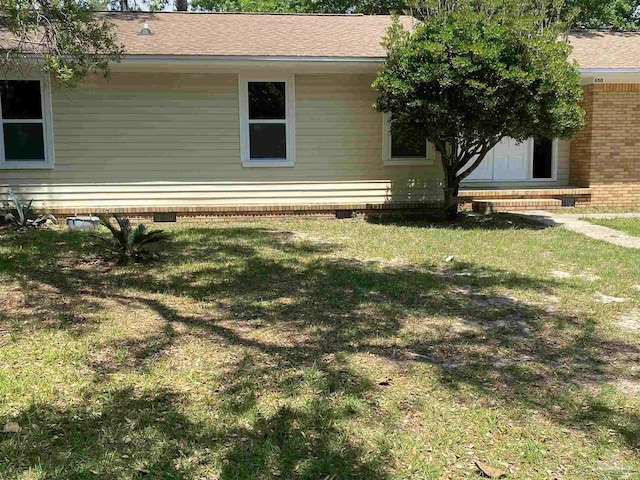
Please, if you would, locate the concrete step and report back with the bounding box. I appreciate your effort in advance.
[472,198,563,213]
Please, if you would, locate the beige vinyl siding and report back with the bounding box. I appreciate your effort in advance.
[1,72,443,209]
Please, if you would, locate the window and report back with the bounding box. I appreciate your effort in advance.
[0,78,54,169]
[239,76,295,167]
[382,114,434,166]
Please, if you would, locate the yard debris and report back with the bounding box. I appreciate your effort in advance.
[445,255,455,262]
[2,421,20,433]
[475,461,506,478]
[377,378,392,386]
[593,292,627,304]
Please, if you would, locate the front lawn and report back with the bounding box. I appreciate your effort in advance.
[0,216,638,479]
[556,206,640,214]
[586,217,640,237]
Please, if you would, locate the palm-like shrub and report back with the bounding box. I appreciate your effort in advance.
[94,215,169,265]
[3,190,57,228]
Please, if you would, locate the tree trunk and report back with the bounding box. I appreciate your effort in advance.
[442,182,459,221]
[175,0,188,10]
[441,150,460,221]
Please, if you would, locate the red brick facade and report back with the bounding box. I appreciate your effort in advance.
[570,84,640,206]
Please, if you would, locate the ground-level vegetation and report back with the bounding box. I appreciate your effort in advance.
[586,217,640,237]
[0,215,638,479]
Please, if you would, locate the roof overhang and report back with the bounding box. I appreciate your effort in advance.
[112,54,386,73]
[578,68,640,85]
[121,54,386,63]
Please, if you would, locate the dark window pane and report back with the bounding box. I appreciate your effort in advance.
[533,138,553,178]
[249,123,286,159]
[248,82,285,120]
[0,81,42,119]
[3,123,45,161]
[391,135,427,158]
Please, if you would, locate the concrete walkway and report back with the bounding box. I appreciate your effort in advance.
[518,211,640,249]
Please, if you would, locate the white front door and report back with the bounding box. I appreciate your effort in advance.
[463,138,533,181]
[464,149,494,180]
[492,138,530,180]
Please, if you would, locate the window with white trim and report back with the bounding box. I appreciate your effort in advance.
[382,114,435,166]
[0,78,54,169]
[239,76,295,167]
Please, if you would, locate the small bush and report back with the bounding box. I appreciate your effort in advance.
[3,190,57,229]
[93,215,169,265]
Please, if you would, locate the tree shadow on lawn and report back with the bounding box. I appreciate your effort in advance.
[1,384,385,480]
[1,225,639,477]
[367,211,549,230]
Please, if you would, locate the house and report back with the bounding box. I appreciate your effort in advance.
[0,12,638,220]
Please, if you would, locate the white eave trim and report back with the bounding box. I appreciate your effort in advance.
[120,54,386,65]
[579,68,640,74]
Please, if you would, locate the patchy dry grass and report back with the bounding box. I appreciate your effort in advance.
[586,218,640,237]
[0,214,639,479]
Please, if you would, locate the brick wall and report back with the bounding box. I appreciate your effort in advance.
[569,85,594,188]
[570,83,640,206]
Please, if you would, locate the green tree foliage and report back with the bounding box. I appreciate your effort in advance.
[191,0,404,14]
[99,0,174,11]
[373,0,584,219]
[568,0,640,29]
[0,0,124,87]
[191,0,639,28]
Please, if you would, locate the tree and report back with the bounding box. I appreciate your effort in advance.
[0,0,124,88]
[93,0,173,11]
[373,0,584,219]
[191,0,405,14]
[567,0,640,29]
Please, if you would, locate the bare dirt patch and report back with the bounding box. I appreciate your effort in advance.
[550,270,600,281]
[593,292,627,304]
[614,378,640,396]
[616,310,640,334]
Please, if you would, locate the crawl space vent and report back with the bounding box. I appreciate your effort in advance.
[153,212,177,223]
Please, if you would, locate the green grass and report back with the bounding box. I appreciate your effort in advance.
[556,206,640,214]
[586,218,640,237]
[1,214,639,479]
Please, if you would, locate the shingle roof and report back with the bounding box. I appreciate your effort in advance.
[109,14,640,68]
[4,11,637,67]
[106,12,416,58]
[567,31,640,69]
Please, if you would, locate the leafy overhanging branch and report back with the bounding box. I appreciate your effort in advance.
[0,1,124,87]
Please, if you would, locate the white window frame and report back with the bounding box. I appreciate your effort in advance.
[382,113,435,166]
[239,74,295,168]
[0,74,55,170]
